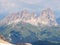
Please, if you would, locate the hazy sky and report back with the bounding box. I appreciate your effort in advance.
[0,0,60,18]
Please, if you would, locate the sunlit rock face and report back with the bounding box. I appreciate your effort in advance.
[0,8,58,26]
[38,8,58,26]
[0,9,38,26]
[20,10,38,26]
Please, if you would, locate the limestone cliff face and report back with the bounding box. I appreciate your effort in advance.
[0,8,58,26]
[38,8,58,26]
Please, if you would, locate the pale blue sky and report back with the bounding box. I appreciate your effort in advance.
[0,0,60,19]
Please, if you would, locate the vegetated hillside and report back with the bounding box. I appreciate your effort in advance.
[32,40,60,45]
[0,22,60,44]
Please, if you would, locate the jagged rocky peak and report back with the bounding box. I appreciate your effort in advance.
[0,9,37,25]
[31,11,37,18]
[21,9,37,19]
[38,8,58,26]
[0,12,20,25]
[20,10,38,25]
[21,9,31,20]
[0,8,58,26]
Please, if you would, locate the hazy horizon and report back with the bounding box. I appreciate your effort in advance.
[0,0,60,19]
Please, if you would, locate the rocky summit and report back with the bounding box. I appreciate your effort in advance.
[0,8,58,26]
[38,8,58,26]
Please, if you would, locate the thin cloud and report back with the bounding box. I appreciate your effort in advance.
[19,0,42,4]
[0,0,60,17]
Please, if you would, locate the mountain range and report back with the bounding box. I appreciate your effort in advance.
[0,8,58,26]
[0,8,60,45]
